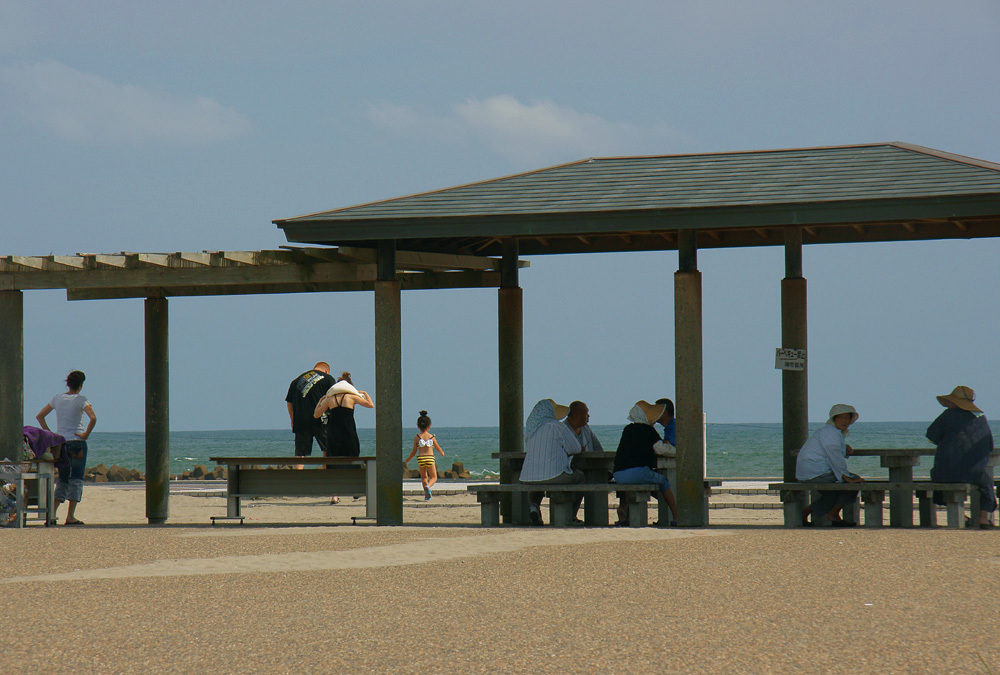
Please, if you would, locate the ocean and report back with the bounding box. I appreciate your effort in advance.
[72,421,1000,479]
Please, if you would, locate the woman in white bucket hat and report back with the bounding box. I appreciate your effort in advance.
[795,404,865,527]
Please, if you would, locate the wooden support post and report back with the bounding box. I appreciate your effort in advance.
[628,492,650,527]
[0,291,23,463]
[863,490,885,527]
[782,228,808,483]
[917,491,937,527]
[375,240,403,526]
[675,230,707,526]
[548,492,575,527]
[144,296,170,525]
[498,239,523,523]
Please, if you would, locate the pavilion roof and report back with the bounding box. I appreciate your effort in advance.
[276,143,1000,256]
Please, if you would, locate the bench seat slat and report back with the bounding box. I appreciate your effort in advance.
[467,483,660,493]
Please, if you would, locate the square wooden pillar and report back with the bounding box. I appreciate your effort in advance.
[675,230,707,526]
[145,296,170,525]
[782,228,808,482]
[375,241,403,525]
[498,240,523,522]
[0,290,23,462]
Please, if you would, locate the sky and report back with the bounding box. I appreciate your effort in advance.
[2,1,1000,431]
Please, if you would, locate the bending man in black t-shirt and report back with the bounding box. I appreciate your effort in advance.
[286,362,337,465]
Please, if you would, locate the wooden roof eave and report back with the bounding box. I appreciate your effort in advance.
[279,193,1000,254]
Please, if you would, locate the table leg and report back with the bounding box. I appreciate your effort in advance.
[584,492,609,526]
[226,465,241,519]
[582,466,609,526]
[887,466,914,527]
[13,473,28,529]
[510,492,530,526]
[843,497,860,524]
[365,459,377,519]
[628,493,648,527]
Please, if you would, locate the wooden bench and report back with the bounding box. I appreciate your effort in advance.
[209,456,376,524]
[768,482,977,528]
[467,483,666,527]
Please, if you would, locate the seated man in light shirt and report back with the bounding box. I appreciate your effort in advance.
[519,399,603,526]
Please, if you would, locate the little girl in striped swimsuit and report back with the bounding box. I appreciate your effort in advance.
[404,410,445,500]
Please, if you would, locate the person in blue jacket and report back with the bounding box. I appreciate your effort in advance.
[927,386,996,529]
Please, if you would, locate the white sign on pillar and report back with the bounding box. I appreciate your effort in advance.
[775,348,806,371]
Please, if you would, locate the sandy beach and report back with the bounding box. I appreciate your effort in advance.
[5,483,1000,674]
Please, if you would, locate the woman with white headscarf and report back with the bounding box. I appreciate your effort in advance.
[612,400,678,526]
[795,403,864,527]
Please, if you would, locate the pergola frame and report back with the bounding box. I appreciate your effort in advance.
[0,247,527,525]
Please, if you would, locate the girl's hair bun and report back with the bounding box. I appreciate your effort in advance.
[419,410,428,416]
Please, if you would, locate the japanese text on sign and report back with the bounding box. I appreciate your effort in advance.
[775,348,806,371]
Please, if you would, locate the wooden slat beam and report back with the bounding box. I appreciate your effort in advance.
[179,252,212,266]
[47,256,87,270]
[91,255,127,268]
[222,251,256,265]
[12,262,376,291]
[9,256,43,270]
[66,270,502,300]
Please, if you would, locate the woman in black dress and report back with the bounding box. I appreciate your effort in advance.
[313,372,375,502]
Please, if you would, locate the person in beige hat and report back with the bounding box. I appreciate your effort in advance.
[795,404,864,527]
[927,386,996,528]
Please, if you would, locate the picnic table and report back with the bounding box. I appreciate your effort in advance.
[849,448,1000,526]
[491,451,695,526]
[1,459,55,528]
[208,456,376,524]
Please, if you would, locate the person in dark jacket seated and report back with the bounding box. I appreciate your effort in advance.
[927,386,997,529]
[612,399,678,526]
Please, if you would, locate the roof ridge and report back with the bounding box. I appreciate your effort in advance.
[584,142,899,163]
[888,142,1000,173]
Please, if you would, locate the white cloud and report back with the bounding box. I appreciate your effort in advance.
[367,95,685,165]
[0,60,252,145]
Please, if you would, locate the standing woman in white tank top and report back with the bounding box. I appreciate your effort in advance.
[36,370,96,525]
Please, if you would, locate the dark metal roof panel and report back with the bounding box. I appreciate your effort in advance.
[278,143,1000,224]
